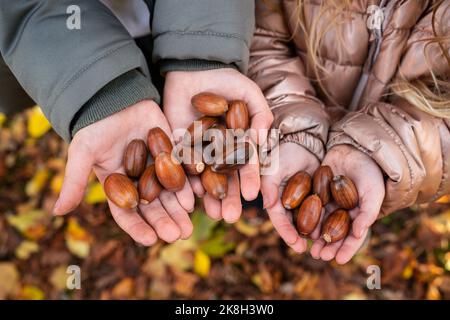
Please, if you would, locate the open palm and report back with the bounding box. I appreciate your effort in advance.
[53,100,195,245]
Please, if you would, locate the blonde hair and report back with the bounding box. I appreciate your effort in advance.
[293,0,450,118]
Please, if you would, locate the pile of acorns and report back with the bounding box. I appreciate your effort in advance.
[103,92,253,209]
[281,166,358,243]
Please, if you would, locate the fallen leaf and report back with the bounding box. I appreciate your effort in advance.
[25,168,50,197]
[84,182,107,204]
[194,250,211,278]
[191,210,219,242]
[50,174,64,194]
[7,209,48,241]
[160,239,195,271]
[0,112,6,127]
[424,210,450,235]
[50,265,69,290]
[15,240,39,260]
[235,219,259,237]
[0,263,20,299]
[27,106,51,138]
[200,229,235,258]
[65,217,92,258]
[436,195,450,204]
[19,285,45,300]
[112,277,134,299]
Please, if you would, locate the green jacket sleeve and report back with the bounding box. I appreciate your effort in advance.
[0,0,160,141]
[152,0,255,73]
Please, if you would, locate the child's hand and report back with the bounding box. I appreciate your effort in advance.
[310,145,385,264]
[163,69,273,223]
[53,100,195,245]
[261,142,319,253]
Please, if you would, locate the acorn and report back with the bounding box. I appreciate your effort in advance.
[104,173,139,209]
[296,194,322,236]
[226,100,249,130]
[182,146,205,175]
[321,209,351,243]
[211,141,253,173]
[185,116,219,145]
[123,139,148,178]
[281,171,312,210]
[155,152,186,192]
[192,92,228,116]
[330,175,358,209]
[147,127,173,159]
[201,166,228,200]
[138,165,162,204]
[312,165,333,205]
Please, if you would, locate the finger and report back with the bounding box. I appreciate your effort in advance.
[352,185,384,239]
[310,239,326,259]
[266,200,304,251]
[260,172,281,210]
[53,146,94,215]
[189,176,205,198]
[319,239,344,261]
[244,85,273,145]
[158,190,193,239]
[203,193,222,220]
[175,179,195,213]
[239,162,260,201]
[335,229,369,265]
[221,171,242,223]
[108,201,157,246]
[140,198,181,243]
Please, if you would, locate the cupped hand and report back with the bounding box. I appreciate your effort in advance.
[261,142,319,253]
[163,68,273,223]
[53,100,195,245]
[310,145,385,264]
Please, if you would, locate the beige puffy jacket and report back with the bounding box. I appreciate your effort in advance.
[249,0,450,215]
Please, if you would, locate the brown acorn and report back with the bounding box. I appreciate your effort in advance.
[147,127,173,159]
[296,194,322,236]
[185,116,219,145]
[281,171,312,210]
[192,92,228,116]
[211,141,253,173]
[226,100,249,130]
[330,175,358,209]
[201,166,228,200]
[104,173,139,209]
[123,139,148,178]
[138,165,162,204]
[312,165,333,205]
[155,152,186,192]
[321,209,351,243]
[182,146,205,175]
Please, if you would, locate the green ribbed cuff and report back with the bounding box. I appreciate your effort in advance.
[159,59,237,75]
[70,70,160,138]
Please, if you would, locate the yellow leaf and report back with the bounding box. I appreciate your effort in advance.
[343,292,367,300]
[25,168,50,197]
[426,283,441,300]
[50,266,69,290]
[424,210,450,235]
[444,252,450,272]
[84,182,107,204]
[112,277,134,299]
[27,106,51,138]
[50,174,64,194]
[402,265,414,280]
[436,195,450,204]
[7,210,48,241]
[15,240,39,260]
[160,239,195,271]
[0,263,20,299]
[194,250,211,278]
[235,219,259,237]
[0,113,6,127]
[19,285,45,300]
[65,217,92,258]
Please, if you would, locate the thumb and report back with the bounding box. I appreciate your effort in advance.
[53,146,94,216]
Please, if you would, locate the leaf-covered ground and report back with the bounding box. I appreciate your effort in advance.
[0,108,449,300]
